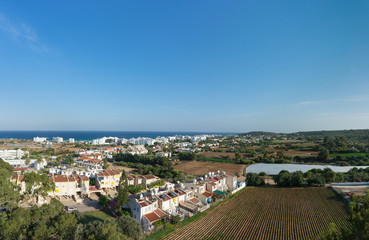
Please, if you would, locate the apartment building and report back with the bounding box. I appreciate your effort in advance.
[95,169,122,189]
[0,149,28,159]
[48,174,90,200]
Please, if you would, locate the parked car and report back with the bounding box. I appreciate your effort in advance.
[65,206,77,212]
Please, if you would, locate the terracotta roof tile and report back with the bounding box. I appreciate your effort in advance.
[144,212,160,223]
[202,191,212,198]
[153,209,165,218]
[188,198,201,205]
[138,201,148,207]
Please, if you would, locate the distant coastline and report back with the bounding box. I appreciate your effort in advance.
[0,130,235,141]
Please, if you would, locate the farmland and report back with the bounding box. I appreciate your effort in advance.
[151,188,350,240]
[173,161,246,177]
[329,152,369,158]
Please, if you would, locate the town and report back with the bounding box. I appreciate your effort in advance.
[1,134,247,236]
[1,130,369,239]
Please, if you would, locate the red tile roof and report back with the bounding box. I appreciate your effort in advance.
[143,174,157,180]
[144,212,160,223]
[53,175,68,183]
[188,198,201,205]
[158,194,171,202]
[153,209,165,218]
[13,167,27,171]
[202,191,212,198]
[225,173,236,178]
[80,175,89,181]
[138,201,148,207]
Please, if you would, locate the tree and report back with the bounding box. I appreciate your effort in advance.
[98,194,109,207]
[324,168,336,183]
[178,152,195,161]
[246,173,265,186]
[65,155,74,166]
[235,152,241,162]
[23,172,55,198]
[172,215,181,225]
[291,171,304,187]
[321,190,369,239]
[115,170,128,216]
[103,159,110,169]
[116,215,142,240]
[0,198,77,239]
[74,220,128,240]
[348,191,369,239]
[275,170,292,187]
[307,174,326,186]
[318,147,330,162]
[0,160,18,206]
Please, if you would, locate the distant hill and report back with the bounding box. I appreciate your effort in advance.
[290,129,369,142]
[238,131,280,136]
[238,129,369,142]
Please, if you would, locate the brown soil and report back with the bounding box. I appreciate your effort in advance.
[174,161,246,178]
[108,165,136,173]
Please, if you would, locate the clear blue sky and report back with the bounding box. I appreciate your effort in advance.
[1,0,369,133]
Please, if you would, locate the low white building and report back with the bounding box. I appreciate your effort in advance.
[33,137,47,143]
[0,149,28,160]
[155,152,171,158]
[95,169,123,189]
[49,174,90,199]
[52,137,63,143]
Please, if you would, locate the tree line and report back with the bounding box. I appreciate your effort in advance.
[114,153,186,182]
[246,167,369,187]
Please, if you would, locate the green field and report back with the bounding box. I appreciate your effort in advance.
[80,211,115,224]
[329,153,369,158]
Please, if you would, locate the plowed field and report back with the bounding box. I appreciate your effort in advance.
[153,187,350,240]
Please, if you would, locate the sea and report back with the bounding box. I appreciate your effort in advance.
[0,131,235,141]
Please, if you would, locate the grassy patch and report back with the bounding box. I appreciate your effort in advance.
[329,153,369,158]
[80,211,114,224]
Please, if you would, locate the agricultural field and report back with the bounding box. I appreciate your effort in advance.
[329,152,369,158]
[173,161,246,177]
[152,188,350,240]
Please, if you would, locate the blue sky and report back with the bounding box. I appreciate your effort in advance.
[1,0,369,133]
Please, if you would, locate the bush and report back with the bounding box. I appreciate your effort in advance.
[246,173,265,186]
[98,195,109,207]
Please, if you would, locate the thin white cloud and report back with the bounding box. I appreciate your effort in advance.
[0,14,49,53]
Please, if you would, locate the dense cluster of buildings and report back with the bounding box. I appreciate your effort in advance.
[86,134,213,146]
[33,137,75,144]
[0,149,28,159]
[127,170,246,231]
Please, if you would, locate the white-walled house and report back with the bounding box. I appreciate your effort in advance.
[128,194,165,231]
[142,174,160,188]
[48,174,90,199]
[95,169,122,189]
[183,180,206,197]
[225,173,237,191]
